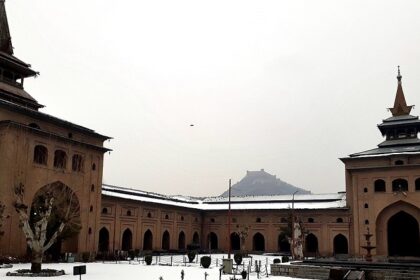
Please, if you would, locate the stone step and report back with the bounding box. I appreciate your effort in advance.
[383,271,420,280]
[384,277,419,280]
[344,270,365,280]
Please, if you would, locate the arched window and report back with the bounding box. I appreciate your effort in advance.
[53,150,67,169]
[121,229,133,251]
[208,232,218,250]
[91,184,95,192]
[33,145,48,165]
[333,234,348,254]
[308,218,314,223]
[210,218,215,223]
[230,232,240,251]
[364,203,369,208]
[253,232,265,251]
[143,230,153,250]
[305,233,318,254]
[147,212,152,218]
[162,230,170,250]
[165,214,169,220]
[395,160,404,165]
[89,205,93,212]
[193,232,200,245]
[365,219,369,225]
[374,179,386,192]
[98,227,109,252]
[92,163,96,171]
[29,123,40,129]
[416,178,420,191]
[363,187,368,193]
[178,231,186,250]
[72,154,84,172]
[102,208,108,214]
[392,178,408,192]
[180,216,184,221]
[127,210,132,216]
[256,217,262,223]
[278,234,291,253]
[336,218,343,223]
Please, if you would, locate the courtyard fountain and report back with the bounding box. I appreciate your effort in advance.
[360,227,376,262]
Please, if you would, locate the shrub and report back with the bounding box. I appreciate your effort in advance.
[241,270,247,279]
[187,251,196,263]
[128,250,136,260]
[200,256,211,268]
[273,258,281,264]
[281,256,290,263]
[145,255,153,265]
[82,252,90,263]
[234,253,243,265]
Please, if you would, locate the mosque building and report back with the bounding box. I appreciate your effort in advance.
[0,1,418,260]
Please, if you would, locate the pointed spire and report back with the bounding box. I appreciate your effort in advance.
[0,0,13,55]
[389,66,413,116]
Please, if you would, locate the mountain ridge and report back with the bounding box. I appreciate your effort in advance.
[220,169,310,197]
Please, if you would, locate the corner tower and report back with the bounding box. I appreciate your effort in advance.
[341,68,420,259]
[0,1,111,259]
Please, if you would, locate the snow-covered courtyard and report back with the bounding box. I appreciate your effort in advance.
[1,254,313,280]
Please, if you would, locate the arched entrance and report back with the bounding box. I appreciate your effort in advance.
[333,234,348,255]
[388,211,420,256]
[178,231,186,250]
[121,229,132,251]
[193,232,200,245]
[208,232,218,250]
[98,227,109,252]
[143,230,153,250]
[376,201,420,256]
[162,230,170,250]
[30,181,81,261]
[278,234,291,253]
[253,232,265,251]
[305,233,318,256]
[230,232,240,251]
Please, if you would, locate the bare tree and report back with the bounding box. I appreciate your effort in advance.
[236,224,250,253]
[13,182,80,273]
[279,212,307,260]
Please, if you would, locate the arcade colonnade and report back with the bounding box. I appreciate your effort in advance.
[99,193,350,256]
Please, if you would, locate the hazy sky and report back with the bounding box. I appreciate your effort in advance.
[8,0,420,196]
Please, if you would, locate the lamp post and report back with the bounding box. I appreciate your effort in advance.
[228,179,232,259]
[291,190,299,259]
[222,179,233,274]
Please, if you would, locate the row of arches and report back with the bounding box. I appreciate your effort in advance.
[374,178,420,192]
[98,228,200,252]
[33,145,85,172]
[207,232,348,255]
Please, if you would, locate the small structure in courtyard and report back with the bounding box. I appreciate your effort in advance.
[361,227,376,262]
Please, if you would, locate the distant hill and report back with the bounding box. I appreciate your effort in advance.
[221,169,310,197]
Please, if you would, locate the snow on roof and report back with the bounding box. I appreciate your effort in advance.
[102,184,347,211]
[349,150,420,158]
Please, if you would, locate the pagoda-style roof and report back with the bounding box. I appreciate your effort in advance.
[347,68,420,158]
[377,114,420,136]
[0,0,40,109]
